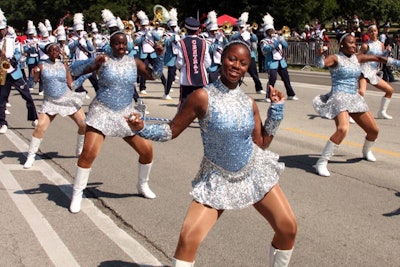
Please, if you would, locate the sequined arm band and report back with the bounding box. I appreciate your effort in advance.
[151,55,164,80]
[137,123,172,142]
[71,73,92,90]
[316,55,325,68]
[387,57,400,68]
[69,58,95,76]
[264,102,285,136]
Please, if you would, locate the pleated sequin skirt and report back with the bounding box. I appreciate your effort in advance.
[361,63,380,85]
[40,90,85,117]
[190,145,284,210]
[85,99,137,137]
[313,91,369,119]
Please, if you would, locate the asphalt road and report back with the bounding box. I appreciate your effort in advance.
[1,69,399,267]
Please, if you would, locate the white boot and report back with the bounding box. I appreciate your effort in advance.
[269,245,293,267]
[23,136,42,169]
[69,166,91,213]
[137,162,156,199]
[362,139,376,162]
[315,140,338,177]
[171,258,195,267]
[75,134,85,157]
[377,97,392,119]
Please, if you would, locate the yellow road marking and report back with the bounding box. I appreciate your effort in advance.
[285,127,400,157]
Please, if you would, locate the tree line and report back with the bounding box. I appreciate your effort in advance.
[1,0,399,33]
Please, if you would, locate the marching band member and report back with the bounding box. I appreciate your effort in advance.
[0,10,38,134]
[45,19,57,43]
[230,12,265,94]
[162,8,180,100]
[205,10,228,83]
[90,22,106,56]
[134,10,164,95]
[56,25,71,63]
[175,17,211,110]
[68,13,98,95]
[23,20,39,91]
[260,13,298,102]
[37,22,53,95]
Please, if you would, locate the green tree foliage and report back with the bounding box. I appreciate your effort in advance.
[0,0,398,32]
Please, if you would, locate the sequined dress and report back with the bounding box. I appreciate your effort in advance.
[85,55,138,137]
[313,53,369,119]
[190,80,284,210]
[40,60,85,117]
[360,40,383,85]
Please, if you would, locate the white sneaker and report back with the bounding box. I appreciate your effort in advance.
[38,91,44,96]
[29,88,34,91]
[140,90,148,95]
[349,117,356,124]
[5,109,11,115]
[170,88,174,93]
[265,98,271,103]
[256,90,266,94]
[162,94,172,100]
[6,103,11,107]
[0,125,8,134]
[287,96,299,100]
[32,119,38,127]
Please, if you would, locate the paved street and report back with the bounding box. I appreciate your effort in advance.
[1,70,399,266]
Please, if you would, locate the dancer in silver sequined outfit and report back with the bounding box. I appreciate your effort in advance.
[358,24,395,119]
[69,32,165,213]
[313,33,400,177]
[127,40,297,267]
[23,43,86,169]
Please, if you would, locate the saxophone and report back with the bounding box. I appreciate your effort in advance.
[0,39,11,86]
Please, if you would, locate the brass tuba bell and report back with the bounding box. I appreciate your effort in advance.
[153,4,170,25]
[281,26,291,39]
[221,22,233,35]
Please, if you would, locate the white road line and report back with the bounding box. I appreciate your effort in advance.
[0,160,80,267]
[4,130,164,267]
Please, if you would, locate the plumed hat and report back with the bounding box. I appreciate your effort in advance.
[91,22,99,33]
[102,9,118,29]
[0,9,7,30]
[116,17,124,31]
[167,8,178,27]
[73,13,84,31]
[236,12,249,28]
[45,19,52,31]
[206,10,218,31]
[137,10,149,26]
[262,13,274,32]
[26,20,36,34]
[56,25,66,41]
[38,22,49,37]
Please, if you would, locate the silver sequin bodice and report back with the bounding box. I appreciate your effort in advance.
[330,53,360,95]
[96,55,137,111]
[200,80,254,172]
[41,60,69,99]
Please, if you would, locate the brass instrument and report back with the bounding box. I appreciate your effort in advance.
[0,39,11,86]
[220,22,233,35]
[281,26,291,39]
[247,22,258,32]
[153,5,170,25]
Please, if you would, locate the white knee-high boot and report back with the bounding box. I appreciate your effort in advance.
[269,245,293,267]
[171,258,195,267]
[362,139,376,162]
[315,140,338,177]
[137,162,156,199]
[23,136,42,169]
[75,134,85,157]
[377,97,392,119]
[69,166,91,213]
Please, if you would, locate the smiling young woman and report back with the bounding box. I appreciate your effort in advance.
[127,40,297,267]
